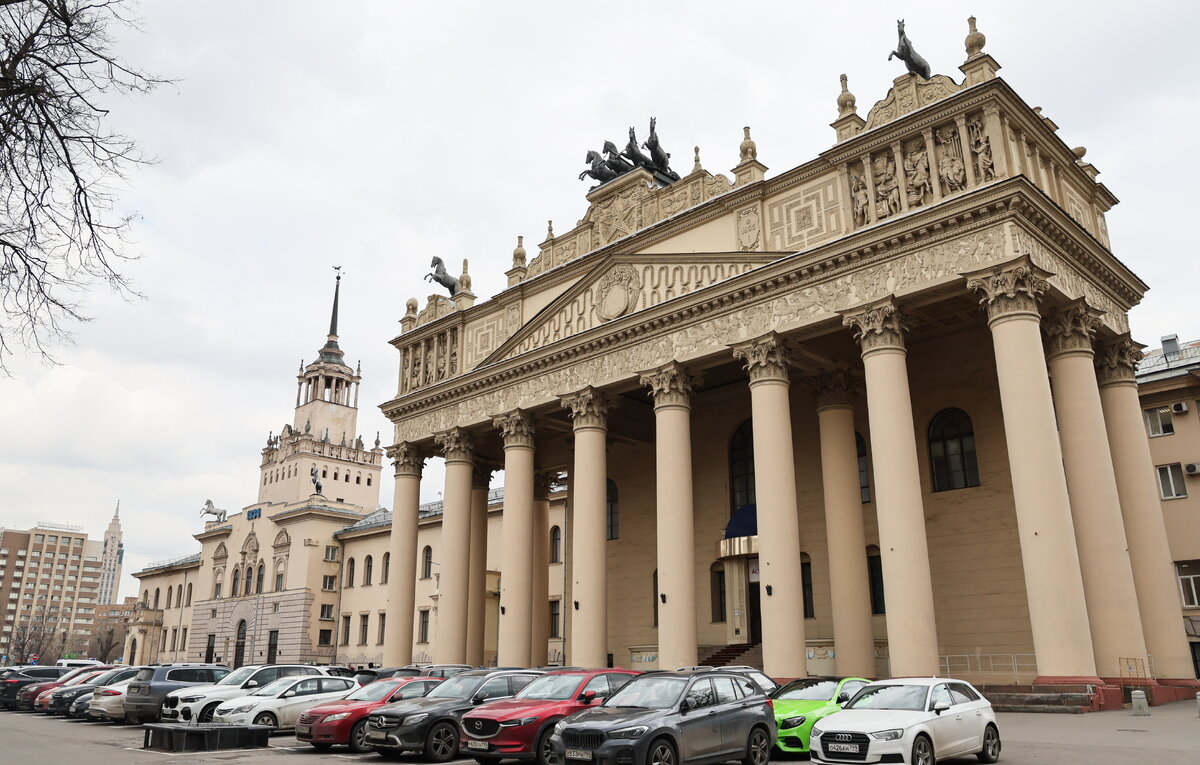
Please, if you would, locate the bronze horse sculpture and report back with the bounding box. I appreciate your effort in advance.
[888,19,931,79]
[621,126,656,171]
[425,256,459,296]
[579,149,619,184]
[643,117,680,181]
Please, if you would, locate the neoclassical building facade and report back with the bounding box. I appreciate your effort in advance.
[380,20,1198,700]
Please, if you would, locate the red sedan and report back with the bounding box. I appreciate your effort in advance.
[296,676,443,752]
[461,669,640,765]
[17,666,114,711]
[34,669,107,712]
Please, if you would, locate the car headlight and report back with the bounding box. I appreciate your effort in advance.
[323,712,350,722]
[232,704,256,714]
[500,716,540,727]
[402,713,428,726]
[781,716,807,729]
[609,726,648,739]
[180,696,204,704]
[810,727,823,738]
[871,729,904,741]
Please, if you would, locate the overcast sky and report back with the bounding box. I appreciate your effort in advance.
[1,1,1196,600]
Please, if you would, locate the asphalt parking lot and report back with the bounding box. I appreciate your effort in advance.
[2,701,1197,765]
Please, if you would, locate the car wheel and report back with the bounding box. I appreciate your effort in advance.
[977,724,1001,763]
[742,726,771,765]
[348,719,374,753]
[911,734,934,765]
[123,711,139,725]
[648,738,676,765]
[198,702,220,723]
[253,711,278,728]
[424,721,459,762]
[535,725,555,765]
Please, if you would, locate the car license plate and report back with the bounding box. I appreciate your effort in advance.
[369,730,388,741]
[296,724,309,734]
[565,750,593,761]
[467,741,489,751]
[828,743,860,753]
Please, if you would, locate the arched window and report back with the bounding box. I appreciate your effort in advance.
[256,564,265,594]
[364,555,374,585]
[153,588,160,610]
[355,475,361,485]
[928,408,980,491]
[274,562,285,592]
[549,526,562,564]
[730,419,755,511]
[856,432,871,503]
[231,569,240,597]
[164,587,172,610]
[381,553,390,584]
[213,574,222,600]
[244,566,254,595]
[177,584,183,607]
[142,589,149,607]
[606,479,619,540]
[421,547,433,579]
[710,562,726,623]
[346,558,356,587]
[185,583,193,607]
[345,472,350,482]
[867,545,885,614]
[367,477,372,486]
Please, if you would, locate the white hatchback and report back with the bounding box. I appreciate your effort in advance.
[87,678,134,721]
[810,678,1001,765]
[161,664,329,723]
[212,675,358,730]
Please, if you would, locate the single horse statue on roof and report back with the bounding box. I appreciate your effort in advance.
[425,256,459,296]
[888,19,931,79]
[200,499,227,524]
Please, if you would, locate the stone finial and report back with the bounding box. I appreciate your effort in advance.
[738,127,757,162]
[837,74,857,117]
[401,296,419,332]
[1072,146,1087,160]
[692,145,702,174]
[512,235,527,268]
[458,259,472,293]
[965,16,986,59]
[546,219,554,240]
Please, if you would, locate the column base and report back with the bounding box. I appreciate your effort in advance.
[1156,677,1200,687]
[1032,675,1104,685]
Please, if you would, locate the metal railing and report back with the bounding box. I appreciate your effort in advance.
[938,654,1038,682]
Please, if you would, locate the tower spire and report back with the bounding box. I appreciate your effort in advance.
[317,267,346,364]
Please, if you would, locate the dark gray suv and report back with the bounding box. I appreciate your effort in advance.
[549,670,776,765]
[123,664,229,723]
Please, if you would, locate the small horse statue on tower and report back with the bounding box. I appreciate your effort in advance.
[888,19,931,79]
[199,499,227,524]
[425,256,460,296]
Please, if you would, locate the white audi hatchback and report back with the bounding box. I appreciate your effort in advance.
[810,677,1000,765]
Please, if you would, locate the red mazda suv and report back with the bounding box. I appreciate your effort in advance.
[296,675,443,752]
[461,669,639,765]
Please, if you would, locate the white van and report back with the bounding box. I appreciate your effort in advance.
[55,659,102,668]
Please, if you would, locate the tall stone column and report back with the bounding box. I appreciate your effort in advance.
[812,370,876,679]
[466,461,494,667]
[730,335,807,678]
[560,387,609,668]
[494,409,536,668]
[384,442,424,666]
[1044,301,1149,679]
[640,362,699,671]
[1097,336,1200,682]
[432,427,474,664]
[964,259,1098,681]
[530,471,553,667]
[842,299,939,677]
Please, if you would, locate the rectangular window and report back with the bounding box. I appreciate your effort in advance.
[418,610,430,643]
[1145,407,1175,437]
[205,634,216,663]
[319,604,334,620]
[802,559,814,619]
[324,546,339,562]
[170,628,178,651]
[1158,464,1188,499]
[710,568,726,623]
[549,600,560,639]
[180,627,187,649]
[867,552,886,615]
[1179,562,1200,608]
[322,575,336,591]
[359,614,369,645]
[377,613,386,645]
[275,572,284,591]
[341,615,351,645]
[318,629,332,646]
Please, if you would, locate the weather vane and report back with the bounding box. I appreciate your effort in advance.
[333,264,343,282]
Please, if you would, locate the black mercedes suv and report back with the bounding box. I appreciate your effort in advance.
[366,668,543,762]
[548,670,776,765]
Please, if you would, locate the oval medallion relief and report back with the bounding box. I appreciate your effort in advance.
[594,264,641,322]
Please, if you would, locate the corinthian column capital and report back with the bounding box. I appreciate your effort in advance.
[560,386,609,431]
[1095,333,1146,387]
[385,442,425,478]
[1043,298,1103,358]
[841,298,907,355]
[492,409,536,449]
[640,361,694,410]
[964,257,1051,324]
[472,460,498,489]
[533,470,556,501]
[434,427,475,464]
[810,368,862,409]
[731,332,791,385]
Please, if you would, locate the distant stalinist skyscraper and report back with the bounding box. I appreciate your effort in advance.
[98,503,124,604]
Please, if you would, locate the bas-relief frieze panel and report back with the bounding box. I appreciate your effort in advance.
[395,227,1012,443]
[1008,227,1129,334]
[500,261,760,360]
[766,174,844,250]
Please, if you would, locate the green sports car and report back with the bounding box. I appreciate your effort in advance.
[771,676,872,753]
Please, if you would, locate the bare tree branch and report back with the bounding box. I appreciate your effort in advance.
[0,0,165,372]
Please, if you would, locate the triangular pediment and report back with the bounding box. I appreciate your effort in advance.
[482,251,776,365]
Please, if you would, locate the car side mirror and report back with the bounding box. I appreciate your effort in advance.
[244,680,259,689]
[837,692,850,704]
[680,697,693,713]
[472,693,486,705]
[932,700,950,714]
[578,690,597,704]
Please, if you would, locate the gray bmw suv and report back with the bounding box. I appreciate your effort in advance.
[549,670,775,765]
